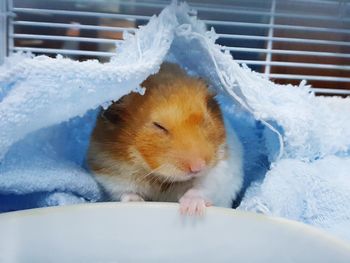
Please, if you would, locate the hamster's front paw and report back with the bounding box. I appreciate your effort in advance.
[179,189,212,216]
[120,193,145,202]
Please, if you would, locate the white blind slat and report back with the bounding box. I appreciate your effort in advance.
[12,21,135,33]
[269,74,350,82]
[224,47,350,59]
[11,46,114,57]
[12,7,150,21]
[11,33,122,44]
[217,34,350,47]
[237,60,350,71]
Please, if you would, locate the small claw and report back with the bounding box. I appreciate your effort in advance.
[196,200,206,216]
[179,193,211,216]
[120,193,144,202]
[179,197,189,214]
[205,201,212,207]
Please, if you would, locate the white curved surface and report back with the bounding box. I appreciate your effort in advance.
[0,202,349,263]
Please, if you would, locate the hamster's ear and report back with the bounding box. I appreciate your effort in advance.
[101,97,127,124]
[206,94,221,116]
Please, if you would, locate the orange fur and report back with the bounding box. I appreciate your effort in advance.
[87,63,226,194]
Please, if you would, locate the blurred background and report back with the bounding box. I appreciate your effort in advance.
[1,0,350,96]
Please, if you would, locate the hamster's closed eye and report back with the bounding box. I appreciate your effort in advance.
[153,122,169,133]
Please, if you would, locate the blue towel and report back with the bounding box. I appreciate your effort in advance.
[1,2,350,243]
[0,111,102,211]
[239,156,350,241]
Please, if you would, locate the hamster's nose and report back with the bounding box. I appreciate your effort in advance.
[189,158,206,173]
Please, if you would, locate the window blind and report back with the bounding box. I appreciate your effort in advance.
[2,0,350,95]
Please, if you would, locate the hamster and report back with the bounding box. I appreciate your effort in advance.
[87,62,243,215]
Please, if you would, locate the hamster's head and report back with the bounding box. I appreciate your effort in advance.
[102,67,227,182]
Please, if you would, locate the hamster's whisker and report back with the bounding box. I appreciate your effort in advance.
[98,161,122,171]
[136,170,157,184]
[158,171,174,190]
[166,175,177,193]
[136,165,164,183]
[158,176,168,190]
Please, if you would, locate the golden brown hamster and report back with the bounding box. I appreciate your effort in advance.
[87,63,243,215]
